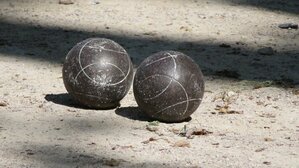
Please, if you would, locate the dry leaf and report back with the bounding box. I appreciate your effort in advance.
[0,101,8,107]
[112,145,133,150]
[25,149,34,155]
[102,158,123,167]
[215,105,230,113]
[142,137,157,144]
[176,125,213,139]
[264,137,274,142]
[87,142,96,145]
[292,89,299,95]
[215,105,242,114]
[143,32,157,36]
[248,96,254,100]
[225,110,243,114]
[213,91,239,105]
[146,125,158,132]
[192,128,213,136]
[263,161,271,165]
[169,128,180,134]
[185,128,195,138]
[173,140,190,148]
[120,145,133,149]
[185,127,213,138]
[179,26,190,31]
[256,101,264,106]
[67,109,76,112]
[259,113,276,118]
[255,148,266,152]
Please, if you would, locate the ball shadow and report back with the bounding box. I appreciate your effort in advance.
[115,107,154,122]
[156,116,192,124]
[45,93,124,110]
[115,106,192,123]
[44,93,91,110]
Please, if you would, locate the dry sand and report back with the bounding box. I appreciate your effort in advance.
[0,0,298,167]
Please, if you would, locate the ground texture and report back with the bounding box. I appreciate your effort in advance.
[0,0,298,167]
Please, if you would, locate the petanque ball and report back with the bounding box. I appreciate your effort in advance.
[62,38,133,109]
[133,51,204,122]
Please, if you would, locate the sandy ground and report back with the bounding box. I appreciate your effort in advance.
[0,0,299,167]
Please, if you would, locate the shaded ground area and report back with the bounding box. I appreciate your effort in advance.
[1,20,299,84]
[227,0,299,14]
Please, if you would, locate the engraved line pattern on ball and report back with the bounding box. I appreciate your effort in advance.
[145,52,177,71]
[166,52,177,73]
[77,39,124,82]
[145,55,172,67]
[77,39,96,81]
[107,62,131,86]
[74,62,96,81]
[103,62,128,86]
[140,75,172,100]
[160,74,189,115]
[76,39,131,86]
[138,74,189,115]
[88,45,126,54]
[74,62,126,86]
[110,39,127,54]
[142,52,178,100]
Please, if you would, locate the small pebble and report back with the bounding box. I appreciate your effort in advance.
[263,161,271,165]
[59,0,74,5]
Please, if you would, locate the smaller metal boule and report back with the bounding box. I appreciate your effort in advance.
[133,51,205,122]
[62,38,133,109]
